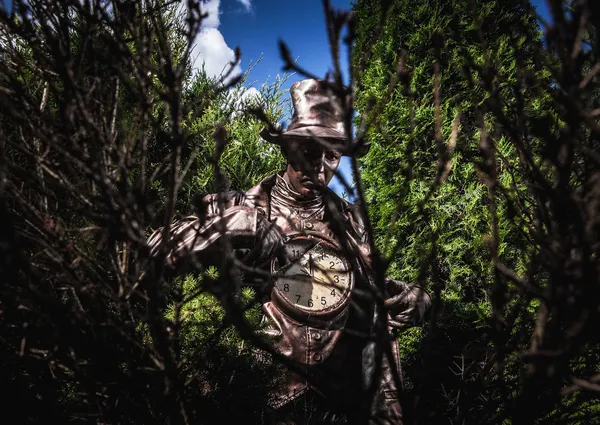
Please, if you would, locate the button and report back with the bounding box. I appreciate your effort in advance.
[305,222,313,229]
[313,353,322,362]
[312,332,321,341]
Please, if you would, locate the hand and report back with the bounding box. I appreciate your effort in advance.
[244,214,284,267]
[384,278,431,330]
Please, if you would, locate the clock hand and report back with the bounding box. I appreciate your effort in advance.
[310,273,344,290]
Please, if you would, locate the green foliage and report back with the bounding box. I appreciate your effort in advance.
[149,70,288,219]
[353,0,545,288]
[158,272,284,424]
[352,0,552,422]
[165,271,263,355]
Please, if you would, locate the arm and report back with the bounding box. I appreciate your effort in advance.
[384,278,431,331]
[147,198,283,274]
[147,205,259,266]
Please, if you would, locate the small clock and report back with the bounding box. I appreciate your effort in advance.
[270,234,354,320]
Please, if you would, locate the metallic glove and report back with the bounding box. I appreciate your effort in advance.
[383,278,431,330]
[243,214,285,267]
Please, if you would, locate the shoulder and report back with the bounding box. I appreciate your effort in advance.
[326,191,368,242]
[201,174,278,216]
[340,199,367,228]
[201,191,245,216]
[243,174,276,213]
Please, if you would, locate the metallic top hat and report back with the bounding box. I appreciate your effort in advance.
[259,79,370,157]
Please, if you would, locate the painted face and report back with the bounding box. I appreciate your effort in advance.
[284,139,343,199]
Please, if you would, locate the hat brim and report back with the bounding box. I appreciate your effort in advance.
[259,127,371,158]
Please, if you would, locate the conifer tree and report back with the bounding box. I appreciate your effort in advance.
[352,0,552,422]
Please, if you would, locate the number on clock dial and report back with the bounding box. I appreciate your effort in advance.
[276,243,349,310]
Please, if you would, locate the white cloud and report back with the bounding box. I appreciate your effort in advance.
[189,0,244,82]
[237,0,252,12]
[239,87,260,103]
[192,27,242,81]
[234,86,261,113]
[221,86,262,118]
[200,0,220,29]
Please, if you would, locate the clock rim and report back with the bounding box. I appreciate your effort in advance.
[270,233,354,321]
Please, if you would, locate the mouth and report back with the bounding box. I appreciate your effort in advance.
[301,178,319,188]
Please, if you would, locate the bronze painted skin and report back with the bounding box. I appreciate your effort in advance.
[147,79,431,424]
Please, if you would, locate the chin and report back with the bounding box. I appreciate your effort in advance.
[300,186,323,198]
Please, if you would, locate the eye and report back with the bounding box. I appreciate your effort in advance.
[325,151,341,161]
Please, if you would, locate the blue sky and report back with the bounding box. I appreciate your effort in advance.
[1,0,553,197]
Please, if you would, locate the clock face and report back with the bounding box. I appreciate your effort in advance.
[272,237,352,314]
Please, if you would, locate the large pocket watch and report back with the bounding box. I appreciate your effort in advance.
[270,233,354,321]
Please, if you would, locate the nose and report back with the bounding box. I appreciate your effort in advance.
[317,154,326,173]
[308,156,326,181]
[303,153,324,171]
[301,156,325,182]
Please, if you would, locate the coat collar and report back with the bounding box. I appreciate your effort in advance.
[243,172,366,241]
[243,172,353,213]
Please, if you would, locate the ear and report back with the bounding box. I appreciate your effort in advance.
[351,139,371,158]
[280,145,288,159]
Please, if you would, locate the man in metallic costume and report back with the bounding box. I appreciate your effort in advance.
[148,79,431,424]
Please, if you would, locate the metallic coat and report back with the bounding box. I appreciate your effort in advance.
[148,174,431,424]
